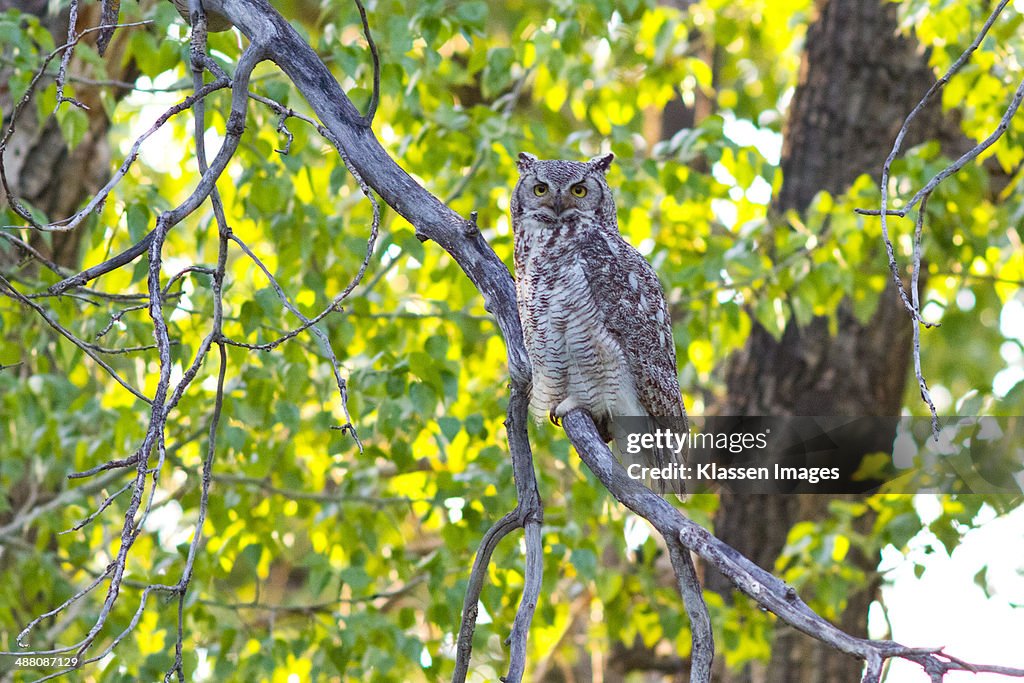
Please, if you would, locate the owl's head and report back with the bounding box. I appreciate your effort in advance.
[511,152,616,229]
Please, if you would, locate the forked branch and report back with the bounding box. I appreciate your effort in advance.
[561,410,1024,683]
[855,0,1020,438]
[4,0,1022,681]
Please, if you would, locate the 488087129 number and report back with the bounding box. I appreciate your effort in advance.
[13,656,79,669]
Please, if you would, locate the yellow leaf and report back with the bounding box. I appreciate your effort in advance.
[687,339,714,375]
[831,534,850,562]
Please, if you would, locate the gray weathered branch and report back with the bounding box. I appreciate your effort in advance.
[189,1,1024,681]
[6,0,1022,680]
[560,409,1024,682]
[855,0,1018,439]
[189,2,543,678]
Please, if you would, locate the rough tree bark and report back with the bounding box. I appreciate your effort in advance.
[709,1,965,681]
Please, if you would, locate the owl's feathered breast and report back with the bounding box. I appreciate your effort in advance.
[514,214,683,426]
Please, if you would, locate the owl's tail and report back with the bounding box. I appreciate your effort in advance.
[606,414,688,495]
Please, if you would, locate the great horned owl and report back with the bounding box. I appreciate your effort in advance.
[511,152,687,475]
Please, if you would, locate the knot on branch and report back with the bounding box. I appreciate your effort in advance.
[226,110,247,136]
[48,276,85,296]
[462,211,480,237]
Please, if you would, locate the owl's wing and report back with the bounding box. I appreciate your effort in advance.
[578,232,685,422]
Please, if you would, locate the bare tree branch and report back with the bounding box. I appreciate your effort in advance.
[53,0,89,113]
[452,385,541,683]
[854,0,1019,438]
[0,274,151,402]
[0,42,266,673]
[4,0,1021,680]
[0,468,126,542]
[0,19,153,230]
[562,409,1024,683]
[351,0,380,123]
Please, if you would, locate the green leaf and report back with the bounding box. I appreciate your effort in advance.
[126,204,150,242]
[455,1,487,27]
[571,547,597,580]
[409,381,436,415]
[438,416,461,441]
[425,335,448,361]
[482,48,515,99]
[54,104,89,149]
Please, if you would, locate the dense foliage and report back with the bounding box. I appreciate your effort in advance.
[1,0,1021,680]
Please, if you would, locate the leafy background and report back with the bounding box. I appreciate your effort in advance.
[1,0,1022,680]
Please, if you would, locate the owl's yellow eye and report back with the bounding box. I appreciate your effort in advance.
[533,183,548,196]
[570,184,588,198]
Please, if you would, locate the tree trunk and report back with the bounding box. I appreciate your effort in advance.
[0,0,136,270]
[710,0,959,681]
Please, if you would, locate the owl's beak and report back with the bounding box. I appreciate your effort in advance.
[552,195,564,215]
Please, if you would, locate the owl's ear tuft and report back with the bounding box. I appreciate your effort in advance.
[517,152,538,173]
[588,153,614,174]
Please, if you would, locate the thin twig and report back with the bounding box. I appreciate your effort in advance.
[351,0,380,123]
[95,303,147,339]
[226,228,369,450]
[911,195,940,437]
[0,274,150,402]
[58,476,149,535]
[3,569,112,653]
[871,0,1011,318]
[67,453,141,480]
[858,0,1015,439]
[0,20,152,228]
[21,77,230,237]
[53,0,89,113]
[0,469,127,542]
[905,76,1024,212]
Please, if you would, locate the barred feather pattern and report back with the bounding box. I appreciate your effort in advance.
[510,153,686,474]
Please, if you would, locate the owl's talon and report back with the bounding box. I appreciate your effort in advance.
[548,409,561,427]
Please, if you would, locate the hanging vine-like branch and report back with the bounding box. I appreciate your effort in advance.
[855,0,1021,440]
